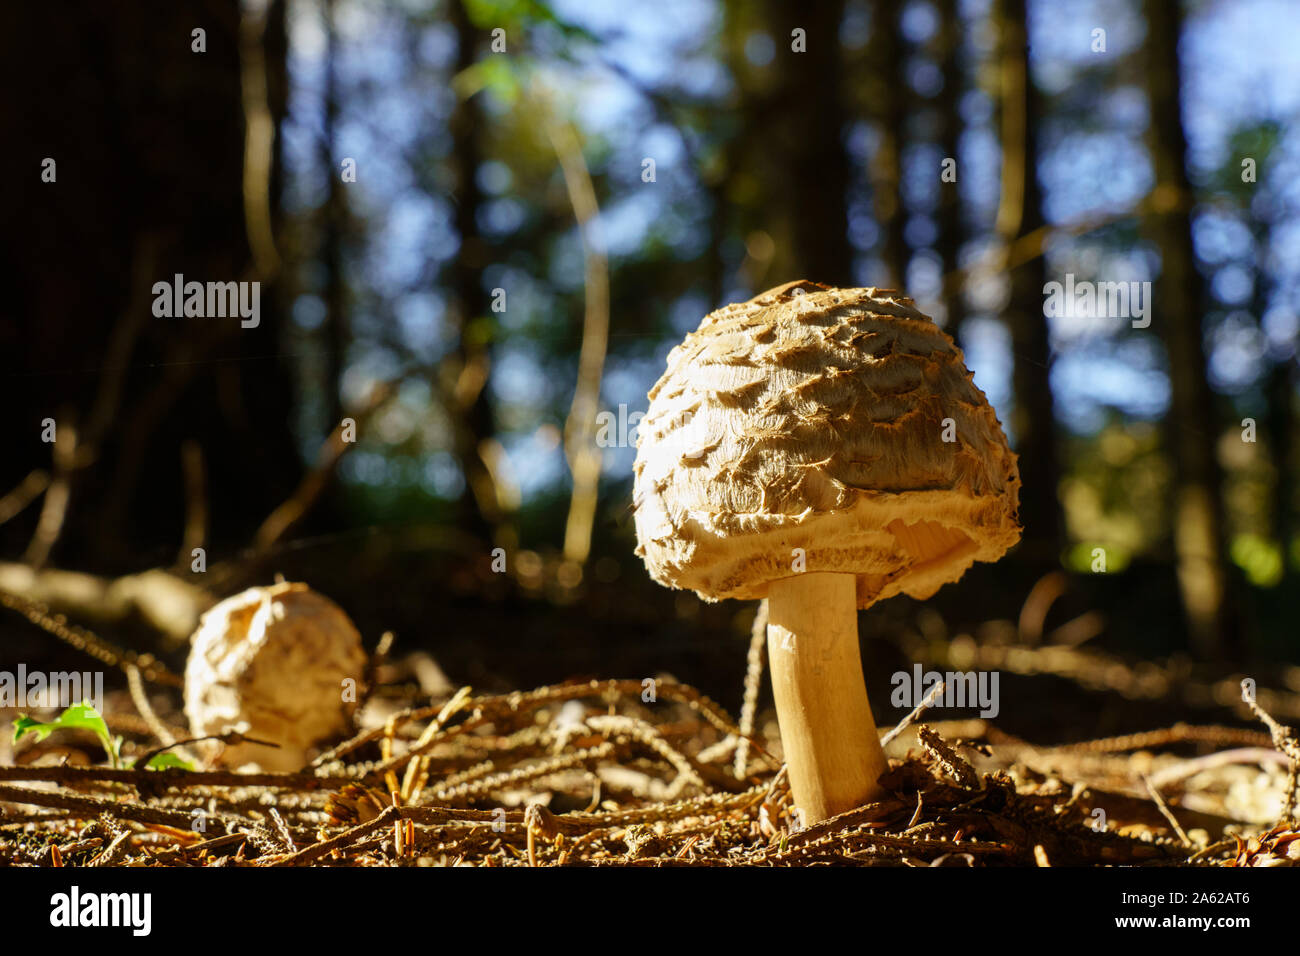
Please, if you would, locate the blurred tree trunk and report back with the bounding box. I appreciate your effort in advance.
[1143,0,1238,658]
[1268,357,1296,579]
[761,0,853,285]
[1257,219,1295,581]
[996,0,1062,569]
[871,0,910,288]
[443,0,509,546]
[321,0,347,430]
[717,3,763,287]
[722,0,854,287]
[934,0,966,334]
[0,0,301,572]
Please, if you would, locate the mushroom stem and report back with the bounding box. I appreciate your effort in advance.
[766,571,888,825]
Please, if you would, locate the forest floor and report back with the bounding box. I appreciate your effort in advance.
[2,634,1298,867]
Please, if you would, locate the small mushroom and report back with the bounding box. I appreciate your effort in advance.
[184,582,367,770]
[632,281,1020,824]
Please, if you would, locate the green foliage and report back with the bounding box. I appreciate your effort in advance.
[1065,541,1131,574]
[1213,120,1282,197]
[454,55,523,105]
[12,702,122,768]
[1231,533,1283,587]
[454,0,598,105]
[137,752,195,772]
[1062,421,1169,559]
[12,702,195,771]
[462,0,597,44]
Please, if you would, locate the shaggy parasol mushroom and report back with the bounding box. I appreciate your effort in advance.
[184,582,366,771]
[632,280,1020,824]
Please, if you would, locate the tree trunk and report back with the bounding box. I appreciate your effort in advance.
[1268,358,1296,579]
[443,0,509,546]
[761,0,853,285]
[721,0,854,288]
[935,0,967,334]
[996,0,1063,569]
[1258,218,1295,581]
[872,0,910,288]
[322,0,347,431]
[1143,0,1238,658]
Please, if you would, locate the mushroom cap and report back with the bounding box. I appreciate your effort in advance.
[183,582,366,770]
[632,281,1021,608]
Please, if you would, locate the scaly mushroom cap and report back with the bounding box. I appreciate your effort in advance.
[632,280,1021,608]
[184,582,366,770]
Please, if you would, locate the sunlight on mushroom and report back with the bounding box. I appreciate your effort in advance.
[632,280,1022,824]
[183,582,367,771]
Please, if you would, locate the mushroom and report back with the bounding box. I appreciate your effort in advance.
[632,280,1021,824]
[184,582,367,771]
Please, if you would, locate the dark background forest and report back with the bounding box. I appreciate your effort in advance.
[2,0,1298,745]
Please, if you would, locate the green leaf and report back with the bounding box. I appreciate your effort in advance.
[140,752,195,772]
[11,714,46,743]
[11,702,122,768]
